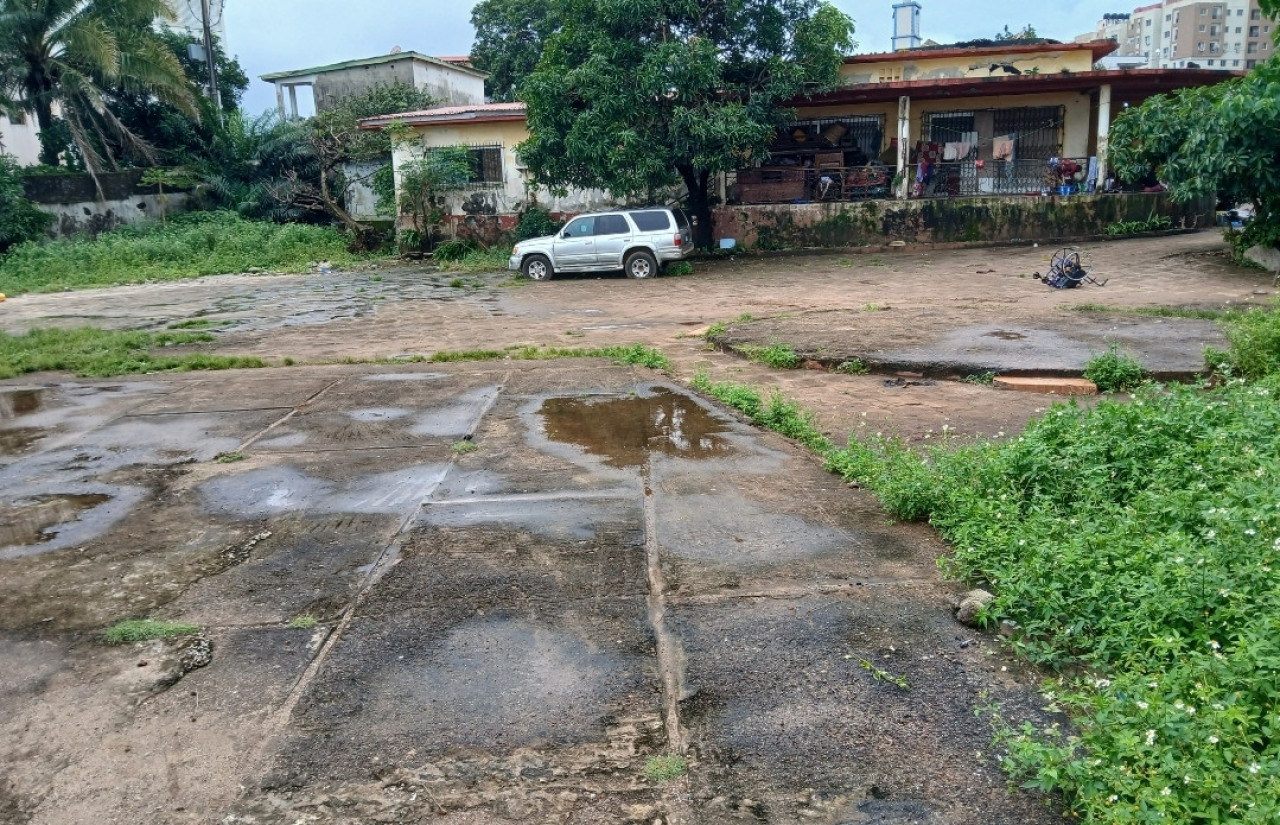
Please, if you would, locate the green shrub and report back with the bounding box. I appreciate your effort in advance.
[1083,343,1149,392]
[0,210,363,295]
[666,260,695,276]
[1208,299,1280,379]
[0,155,54,255]
[642,755,687,782]
[515,206,562,240]
[836,359,870,375]
[432,238,479,262]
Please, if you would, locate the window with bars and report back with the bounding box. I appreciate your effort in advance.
[786,115,886,159]
[466,145,504,184]
[993,107,1063,158]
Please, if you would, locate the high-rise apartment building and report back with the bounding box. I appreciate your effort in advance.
[1076,0,1272,70]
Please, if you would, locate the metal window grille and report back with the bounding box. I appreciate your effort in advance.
[788,115,886,159]
[916,106,1065,197]
[467,145,504,185]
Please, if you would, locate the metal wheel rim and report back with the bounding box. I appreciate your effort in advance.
[629,258,653,278]
[527,259,549,280]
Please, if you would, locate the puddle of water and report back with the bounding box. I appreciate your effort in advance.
[0,428,46,456]
[540,388,734,468]
[348,407,412,422]
[0,388,46,419]
[986,330,1027,341]
[1,494,112,548]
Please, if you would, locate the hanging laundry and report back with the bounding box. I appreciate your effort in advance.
[1085,156,1099,192]
[992,135,1015,161]
[943,142,972,161]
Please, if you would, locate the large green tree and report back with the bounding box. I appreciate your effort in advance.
[518,0,854,247]
[1109,0,1280,253]
[0,0,195,168]
[470,0,556,102]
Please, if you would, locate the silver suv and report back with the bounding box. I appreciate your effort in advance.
[509,207,694,280]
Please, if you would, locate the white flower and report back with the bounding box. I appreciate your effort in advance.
[1209,640,1220,650]
[1137,701,1149,710]
[1174,556,1184,564]
[1245,529,1257,536]
[1249,763,1260,774]
[1208,735,1219,744]
[1146,729,1157,746]
[1161,787,1172,796]
[1207,530,1217,539]
[1187,706,1196,715]
[1107,795,1118,804]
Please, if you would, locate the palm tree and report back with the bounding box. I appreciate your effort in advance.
[0,0,195,168]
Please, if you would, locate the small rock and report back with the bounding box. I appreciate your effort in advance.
[247,267,262,274]
[178,637,213,671]
[999,620,1020,638]
[802,359,825,371]
[955,589,994,626]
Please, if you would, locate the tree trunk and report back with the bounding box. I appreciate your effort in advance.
[35,99,58,167]
[677,165,715,250]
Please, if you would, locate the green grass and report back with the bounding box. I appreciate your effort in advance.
[691,322,1280,820]
[0,211,368,295]
[961,371,997,385]
[167,318,232,330]
[1207,299,1280,379]
[733,341,801,370]
[216,451,246,464]
[451,440,478,454]
[0,327,267,379]
[288,615,318,629]
[104,619,200,644]
[643,755,688,782]
[423,343,671,371]
[1069,303,1229,321]
[437,247,510,274]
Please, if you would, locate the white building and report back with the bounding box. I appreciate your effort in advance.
[1076,0,1273,70]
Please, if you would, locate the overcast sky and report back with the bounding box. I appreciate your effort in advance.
[226,1,1122,115]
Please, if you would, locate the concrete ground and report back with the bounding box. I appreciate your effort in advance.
[0,232,1272,824]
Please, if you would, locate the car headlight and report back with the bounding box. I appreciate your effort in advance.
[512,245,520,256]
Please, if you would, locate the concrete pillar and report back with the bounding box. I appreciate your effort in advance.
[1096,84,1113,183]
[288,85,299,119]
[896,95,911,199]
[275,83,285,118]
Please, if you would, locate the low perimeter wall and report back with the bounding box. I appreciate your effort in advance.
[713,193,1215,250]
[22,169,201,239]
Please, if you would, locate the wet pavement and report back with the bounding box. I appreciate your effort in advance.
[0,363,1058,825]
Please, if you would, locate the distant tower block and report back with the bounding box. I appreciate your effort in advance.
[892,1,922,52]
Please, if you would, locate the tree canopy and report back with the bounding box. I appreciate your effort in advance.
[470,0,556,102]
[0,0,195,168]
[518,0,854,247]
[1110,52,1280,253]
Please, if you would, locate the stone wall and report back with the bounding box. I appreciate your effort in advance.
[712,193,1215,250]
[22,169,201,238]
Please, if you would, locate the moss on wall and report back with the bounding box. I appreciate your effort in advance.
[715,193,1213,250]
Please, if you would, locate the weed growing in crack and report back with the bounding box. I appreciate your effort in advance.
[836,359,870,375]
[451,441,478,454]
[643,755,687,782]
[288,615,318,629]
[961,371,997,385]
[734,341,800,370]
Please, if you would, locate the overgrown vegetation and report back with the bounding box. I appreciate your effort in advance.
[836,359,869,375]
[1105,214,1173,236]
[1207,299,1280,380]
[1082,343,1149,392]
[0,155,52,254]
[1069,303,1228,321]
[688,296,1280,821]
[423,343,671,371]
[104,619,200,644]
[435,246,509,273]
[451,440,478,454]
[0,327,265,379]
[0,211,362,294]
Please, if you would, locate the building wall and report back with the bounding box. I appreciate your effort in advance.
[313,61,419,112]
[393,120,623,224]
[410,63,485,106]
[22,169,201,238]
[841,47,1097,85]
[0,114,42,166]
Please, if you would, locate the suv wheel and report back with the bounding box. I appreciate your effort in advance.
[522,254,553,281]
[624,250,658,279]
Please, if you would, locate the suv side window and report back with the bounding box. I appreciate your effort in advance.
[629,210,672,232]
[594,214,630,236]
[563,216,595,238]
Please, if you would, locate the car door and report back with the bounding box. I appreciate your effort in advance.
[552,216,596,270]
[592,213,632,270]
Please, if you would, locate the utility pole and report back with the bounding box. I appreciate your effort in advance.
[200,0,222,122]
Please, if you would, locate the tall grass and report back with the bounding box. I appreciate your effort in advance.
[0,211,366,295]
